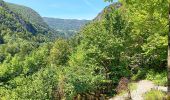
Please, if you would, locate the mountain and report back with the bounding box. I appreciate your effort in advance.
[6,2,63,39]
[0,1,37,35]
[0,0,50,59]
[6,3,49,33]
[7,3,48,29]
[43,17,90,38]
[6,3,90,38]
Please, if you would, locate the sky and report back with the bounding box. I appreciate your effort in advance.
[4,0,117,20]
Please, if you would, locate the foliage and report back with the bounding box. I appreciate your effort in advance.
[143,90,167,100]
[146,70,167,86]
[132,68,167,86]
[49,39,71,66]
[0,0,168,99]
[131,68,148,81]
[121,0,168,69]
[104,0,114,2]
[0,1,57,99]
[66,7,131,97]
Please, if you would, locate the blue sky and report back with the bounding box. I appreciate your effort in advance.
[4,0,117,20]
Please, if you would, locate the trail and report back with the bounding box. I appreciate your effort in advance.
[109,80,167,100]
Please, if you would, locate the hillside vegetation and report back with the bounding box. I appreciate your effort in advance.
[7,3,49,30]
[0,0,168,99]
[6,3,64,39]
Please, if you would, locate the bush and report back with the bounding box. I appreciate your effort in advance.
[131,68,167,86]
[146,70,167,86]
[131,68,148,81]
[143,90,166,100]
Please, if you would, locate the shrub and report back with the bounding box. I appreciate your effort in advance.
[146,70,167,86]
[143,90,166,100]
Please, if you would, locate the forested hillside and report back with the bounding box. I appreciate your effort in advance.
[43,17,90,38]
[0,0,168,99]
[6,2,64,39]
[7,3,49,31]
[0,0,58,99]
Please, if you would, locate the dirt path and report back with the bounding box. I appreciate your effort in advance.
[109,80,167,100]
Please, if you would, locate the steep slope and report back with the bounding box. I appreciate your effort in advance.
[0,0,54,78]
[7,3,49,33]
[0,0,48,62]
[7,3,48,29]
[0,1,37,34]
[94,3,121,21]
[6,2,63,39]
[0,1,54,98]
[43,17,90,38]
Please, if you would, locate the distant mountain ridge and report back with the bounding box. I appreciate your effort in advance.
[43,2,121,38]
[43,17,90,31]
[5,2,91,38]
[43,17,90,38]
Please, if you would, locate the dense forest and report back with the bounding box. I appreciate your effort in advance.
[0,0,168,99]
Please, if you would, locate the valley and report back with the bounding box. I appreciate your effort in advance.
[0,0,168,99]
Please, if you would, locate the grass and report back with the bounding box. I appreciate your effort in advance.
[143,89,166,100]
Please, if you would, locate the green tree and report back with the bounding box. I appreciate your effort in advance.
[67,8,131,97]
[49,39,71,66]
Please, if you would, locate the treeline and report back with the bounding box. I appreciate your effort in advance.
[0,0,168,99]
